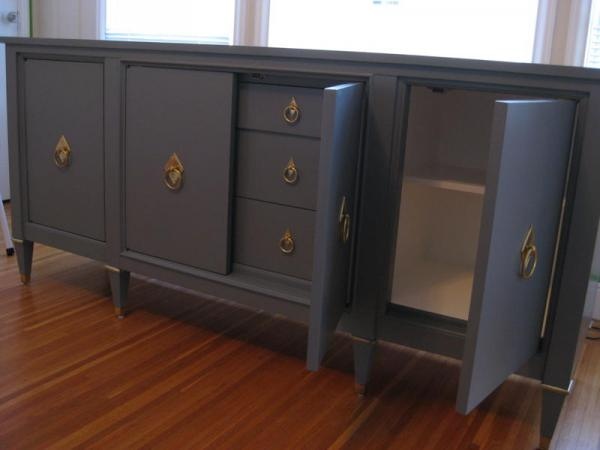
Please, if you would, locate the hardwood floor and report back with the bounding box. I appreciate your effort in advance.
[1,206,599,449]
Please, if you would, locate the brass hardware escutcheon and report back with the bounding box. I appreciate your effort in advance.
[54,135,72,168]
[279,228,295,254]
[283,96,301,125]
[283,157,299,184]
[164,153,184,191]
[339,196,351,244]
[520,225,538,279]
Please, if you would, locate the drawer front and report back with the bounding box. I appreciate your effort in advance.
[238,83,323,137]
[234,198,315,280]
[236,131,320,210]
[24,59,105,241]
[125,66,235,274]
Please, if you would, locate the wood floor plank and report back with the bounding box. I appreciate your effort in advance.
[0,202,599,449]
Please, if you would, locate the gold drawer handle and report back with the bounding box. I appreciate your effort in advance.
[339,196,351,244]
[520,225,537,279]
[164,153,184,191]
[54,135,72,169]
[283,96,301,125]
[279,228,295,254]
[283,158,299,185]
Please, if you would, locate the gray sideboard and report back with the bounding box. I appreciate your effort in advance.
[3,38,600,449]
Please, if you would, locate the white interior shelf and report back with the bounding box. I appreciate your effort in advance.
[405,164,486,195]
[391,259,474,321]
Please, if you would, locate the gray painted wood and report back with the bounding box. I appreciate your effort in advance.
[3,37,600,84]
[104,57,124,268]
[24,59,105,241]
[4,39,600,443]
[342,76,403,339]
[6,47,24,240]
[353,338,376,387]
[238,83,323,137]
[14,239,33,279]
[24,222,106,261]
[542,95,598,388]
[233,197,315,280]
[235,130,320,210]
[119,253,311,322]
[541,389,567,441]
[456,99,576,414]
[379,305,467,360]
[125,66,235,274]
[307,82,364,370]
[107,268,130,312]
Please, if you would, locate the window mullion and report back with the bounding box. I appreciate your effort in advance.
[234,0,270,46]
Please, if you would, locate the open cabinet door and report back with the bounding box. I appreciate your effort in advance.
[307,83,363,371]
[456,99,576,413]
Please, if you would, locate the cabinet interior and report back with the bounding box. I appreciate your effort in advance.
[391,86,524,321]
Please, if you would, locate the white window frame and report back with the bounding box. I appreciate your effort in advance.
[533,0,593,66]
[16,0,31,37]
[233,0,270,46]
[96,0,594,66]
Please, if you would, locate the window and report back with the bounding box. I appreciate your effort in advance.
[105,0,235,44]
[585,0,600,67]
[268,0,540,63]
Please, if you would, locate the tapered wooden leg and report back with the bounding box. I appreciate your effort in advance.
[353,336,376,395]
[538,436,551,450]
[13,239,33,285]
[540,383,572,450]
[106,266,130,319]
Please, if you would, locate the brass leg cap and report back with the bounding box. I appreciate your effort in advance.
[538,436,551,450]
[20,274,31,285]
[114,306,125,320]
[355,383,367,396]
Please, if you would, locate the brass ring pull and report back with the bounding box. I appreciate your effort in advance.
[54,135,72,169]
[339,196,351,244]
[283,158,299,185]
[520,225,537,279]
[520,244,538,279]
[163,153,184,191]
[279,228,295,254]
[164,167,183,191]
[283,96,301,125]
[340,214,350,243]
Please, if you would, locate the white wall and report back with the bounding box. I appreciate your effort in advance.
[1,0,29,200]
[0,43,9,200]
[32,0,100,39]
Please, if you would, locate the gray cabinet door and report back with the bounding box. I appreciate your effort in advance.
[25,59,105,240]
[456,99,576,414]
[125,66,234,274]
[307,83,364,370]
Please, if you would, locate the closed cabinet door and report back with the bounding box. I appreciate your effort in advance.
[125,66,235,274]
[24,59,105,240]
[456,99,576,413]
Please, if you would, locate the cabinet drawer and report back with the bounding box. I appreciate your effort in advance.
[125,66,235,273]
[236,130,320,210]
[234,198,315,280]
[238,83,323,137]
[24,59,105,241]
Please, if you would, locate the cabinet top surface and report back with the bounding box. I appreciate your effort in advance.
[2,37,600,84]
